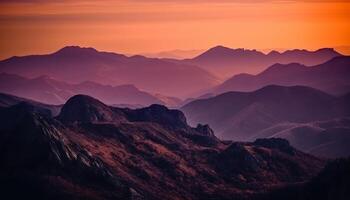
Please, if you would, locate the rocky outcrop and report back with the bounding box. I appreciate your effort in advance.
[126,104,188,130]
[195,124,215,137]
[58,94,125,123]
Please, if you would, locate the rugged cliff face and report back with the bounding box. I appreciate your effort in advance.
[0,95,327,200]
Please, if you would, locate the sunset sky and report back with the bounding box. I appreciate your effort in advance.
[0,0,349,59]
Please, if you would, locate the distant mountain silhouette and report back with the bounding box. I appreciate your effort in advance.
[0,73,181,107]
[181,85,350,158]
[143,49,204,59]
[181,45,342,78]
[0,46,219,98]
[213,56,350,95]
[0,94,326,200]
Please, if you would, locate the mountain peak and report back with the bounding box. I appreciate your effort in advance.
[315,48,341,55]
[260,62,306,75]
[210,45,230,51]
[195,45,264,60]
[198,45,233,56]
[280,48,342,56]
[207,45,258,54]
[54,46,98,55]
[58,95,119,123]
[267,50,281,56]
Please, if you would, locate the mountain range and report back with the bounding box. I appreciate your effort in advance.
[0,46,219,98]
[1,45,349,199]
[0,73,181,107]
[181,85,350,158]
[1,94,336,200]
[1,46,346,100]
[212,56,350,95]
[179,45,342,78]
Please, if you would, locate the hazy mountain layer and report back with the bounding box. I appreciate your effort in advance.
[181,85,350,158]
[0,46,219,98]
[213,56,350,95]
[0,73,181,107]
[181,45,342,78]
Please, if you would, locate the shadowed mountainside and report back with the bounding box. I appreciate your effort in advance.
[0,94,327,200]
[181,85,350,158]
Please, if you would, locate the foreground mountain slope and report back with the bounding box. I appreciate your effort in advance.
[0,46,219,98]
[214,56,350,95]
[0,102,132,200]
[258,158,350,200]
[0,73,181,107]
[0,95,325,200]
[181,45,342,78]
[181,85,350,158]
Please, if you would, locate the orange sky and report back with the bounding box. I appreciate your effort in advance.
[0,0,349,59]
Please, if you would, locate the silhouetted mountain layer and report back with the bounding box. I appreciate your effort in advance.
[181,85,350,158]
[0,46,219,98]
[181,45,342,78]
[214,56,350,95]
[0,95,326,200]
[0,92,61,116]
[0,73,181,107]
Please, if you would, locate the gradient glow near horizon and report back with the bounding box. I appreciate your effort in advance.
[0,0,349,59]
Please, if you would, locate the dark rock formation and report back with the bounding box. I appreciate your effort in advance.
[195,124,215,137]
[126,104,188,130]
[58,94,124,123]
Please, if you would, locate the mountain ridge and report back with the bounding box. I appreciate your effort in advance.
[0,73,182,107]
[212,56,350,95]
[181,45,342,78]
